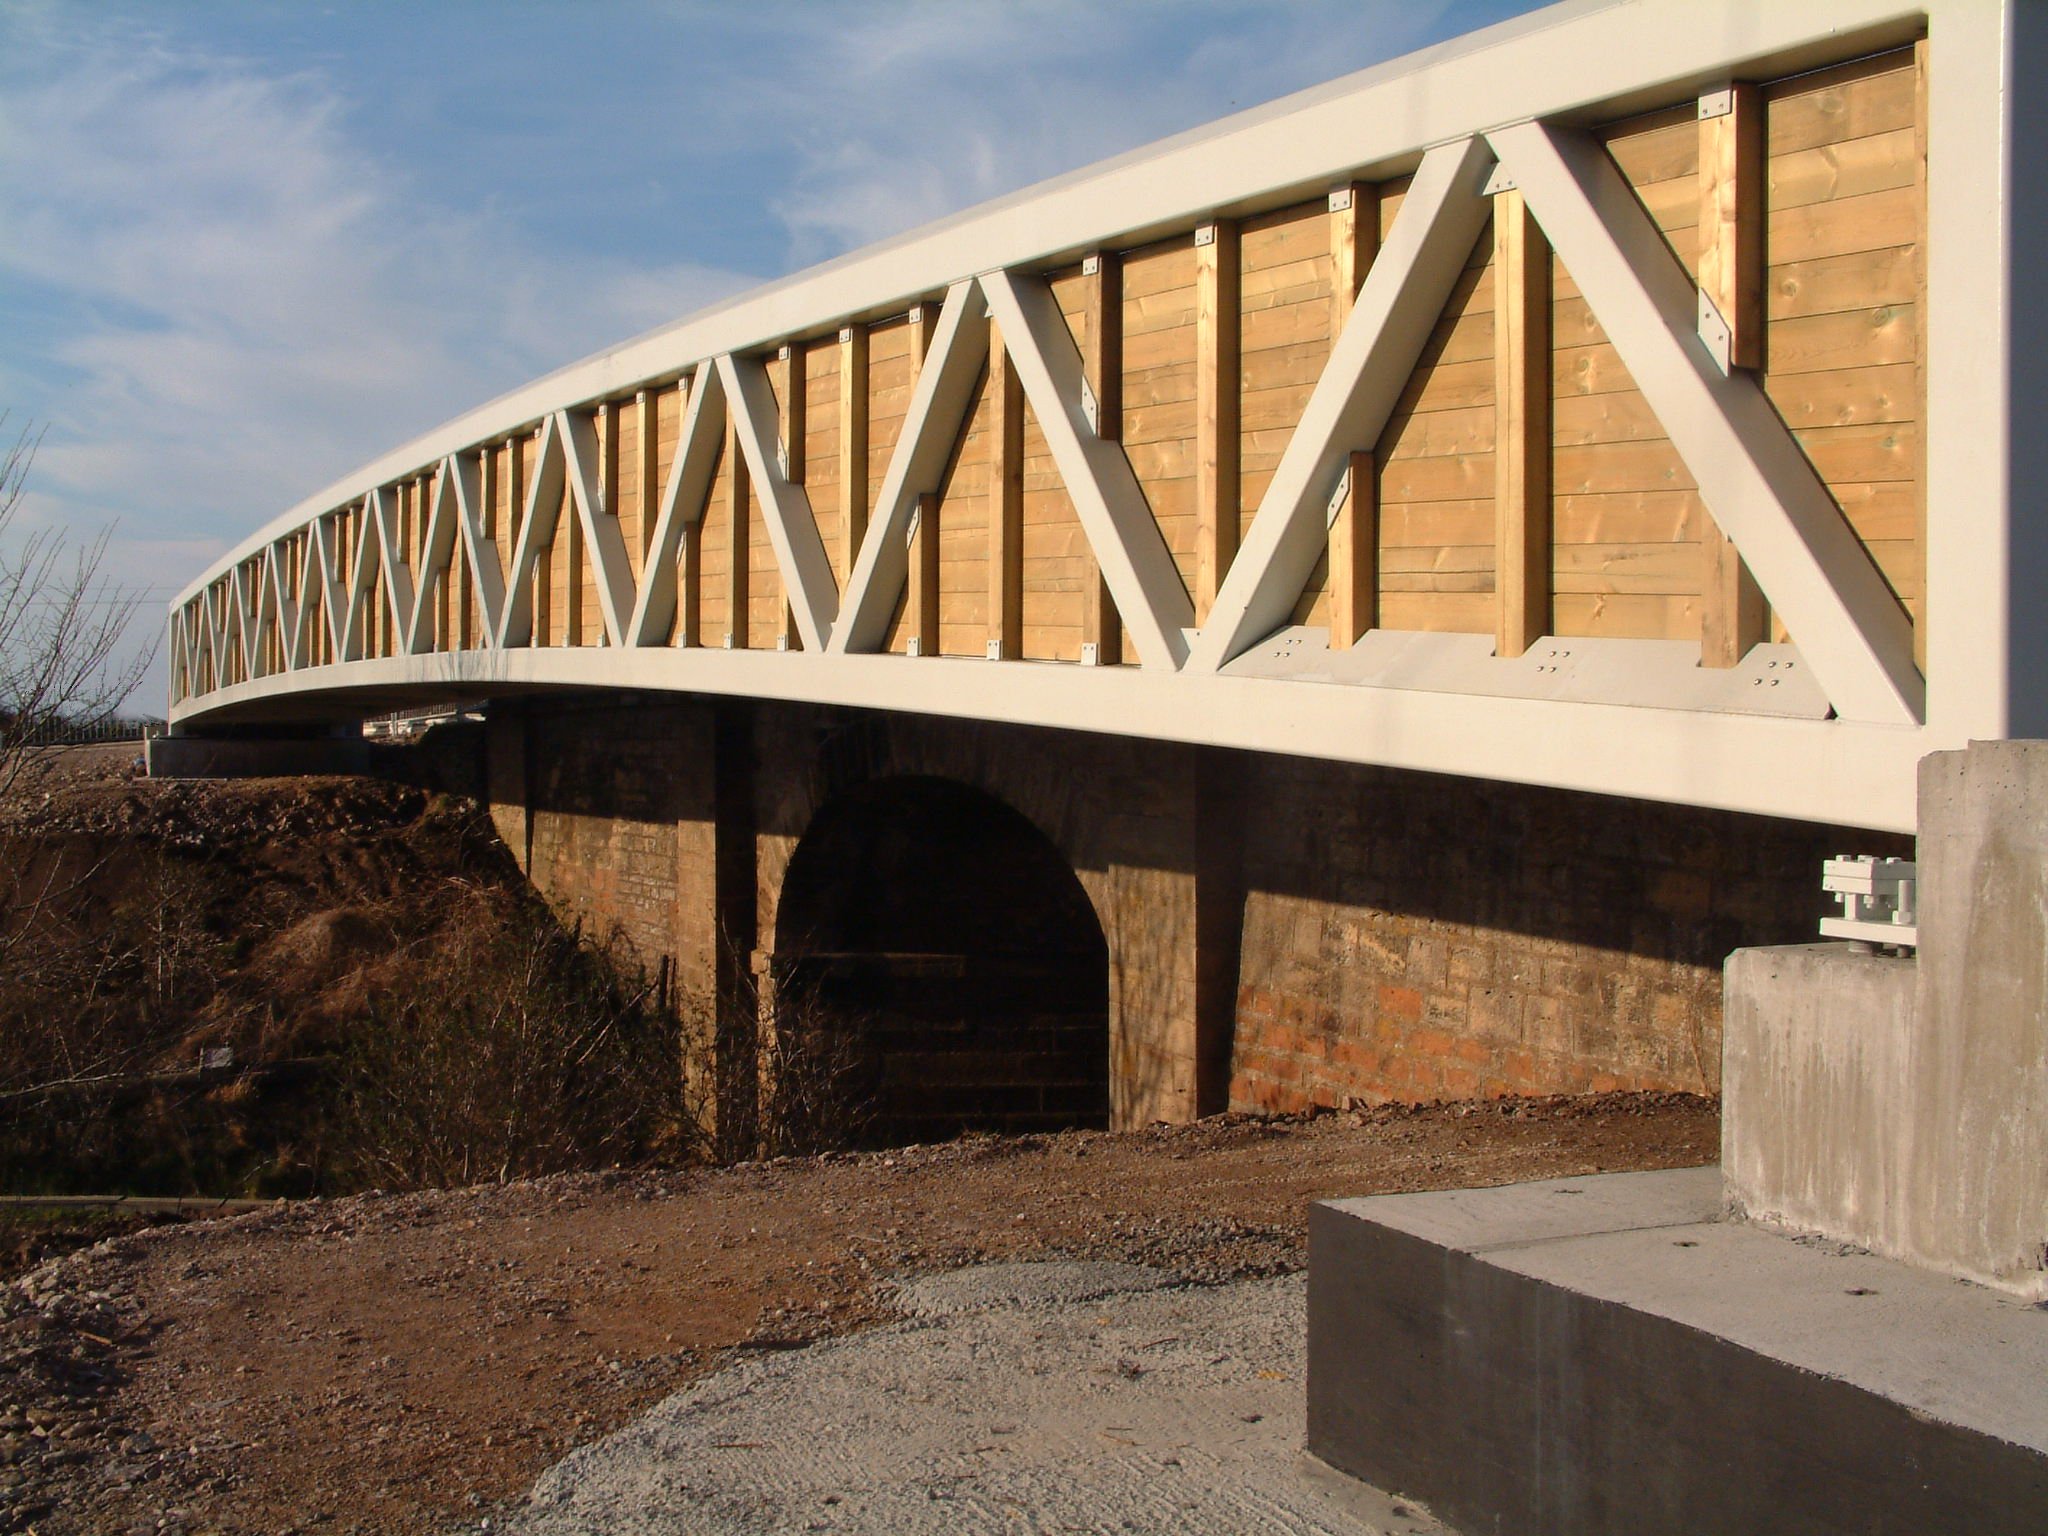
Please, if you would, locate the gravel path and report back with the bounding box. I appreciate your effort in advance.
[504,1261,1450,1536]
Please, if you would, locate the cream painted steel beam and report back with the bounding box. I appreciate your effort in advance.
[980,269,1194,671]
[1486,120,1924,727]
[1187,136,1495,674]
[175,645,1927,834]
[714,354,841,653]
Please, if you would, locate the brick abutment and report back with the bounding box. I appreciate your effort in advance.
[486,696,1899,1146]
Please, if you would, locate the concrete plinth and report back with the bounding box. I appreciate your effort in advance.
[1308,1168,2048,1536]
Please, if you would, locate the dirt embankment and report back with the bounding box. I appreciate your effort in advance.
[6,1093,1717,1535]
[1,755,681,1205]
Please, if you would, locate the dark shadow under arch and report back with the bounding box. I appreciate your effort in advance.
[773,775,1109,1147]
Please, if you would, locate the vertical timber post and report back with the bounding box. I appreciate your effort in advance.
[1698,82,1768,666]
[1081,252,1124,664]
[989,321,1025,660]
[1492,187,1551,659]
[839,324,869,580]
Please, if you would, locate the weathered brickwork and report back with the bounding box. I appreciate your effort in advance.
[1227,756,1909,1113]
[483,697,1906,1140]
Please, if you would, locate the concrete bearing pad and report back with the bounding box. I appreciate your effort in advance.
[1308,1167,2048,1536]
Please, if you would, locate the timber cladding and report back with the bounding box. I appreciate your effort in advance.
[173,32,1929,709]
[486,698,1906,1136]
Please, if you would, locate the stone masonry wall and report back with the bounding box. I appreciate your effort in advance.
[1228,755,1910,1113]
[484,697,1903,1132]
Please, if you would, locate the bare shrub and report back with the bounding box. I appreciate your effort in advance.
[326,892,703,1189]
[756,978,879,1157]
[0,850,230,1192]
[0,417,153,810]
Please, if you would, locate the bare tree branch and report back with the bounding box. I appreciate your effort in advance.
[0,414,157,804]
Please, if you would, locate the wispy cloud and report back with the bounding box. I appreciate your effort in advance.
[0,0,1520,712]
[723,0,1467,262]
[0,10,756,705]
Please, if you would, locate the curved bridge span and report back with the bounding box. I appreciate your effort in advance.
[171,0,2043,839]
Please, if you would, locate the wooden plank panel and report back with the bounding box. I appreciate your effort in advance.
[1602,106,1699,185]
[1767,185,1917,265]
[937,364,992,658]
[1762,301,1914,375]
[1555,592,1705,640]
[1765,50,1915,156]
[1379,590,1494,632]
[1767,246,1915,321]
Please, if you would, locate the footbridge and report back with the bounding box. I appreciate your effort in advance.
[162,0,2046,1135]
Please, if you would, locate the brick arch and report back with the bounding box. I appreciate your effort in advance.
[760,711,1124,944]
[769,771,1111,1145]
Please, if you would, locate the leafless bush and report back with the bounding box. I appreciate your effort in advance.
[755,978,879,1157]
[0,851,229,1192]
[327,893,705,1189]
[0,416,154,811]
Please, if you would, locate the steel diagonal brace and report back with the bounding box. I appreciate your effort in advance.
[1485,118,1923,726]
[312,513,350,663]
[1186,135,1497,673]
[447,449,504,647]
[494,416,568,649]
[830,280,988,655]
[233,559,263,678]
[629,363,725,647]
[714,353,841,652]
[981,268,1195,671]
[268,540,301,670]
[368,485,416,654]
[558,411,636,647]
[401,462,461,654]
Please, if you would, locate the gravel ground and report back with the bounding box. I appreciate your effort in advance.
[507,1261,1449,1536]
[5,1098,1715,1532]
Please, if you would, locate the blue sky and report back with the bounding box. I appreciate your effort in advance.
[0,0,1541,712]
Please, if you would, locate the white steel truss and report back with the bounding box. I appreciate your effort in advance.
[162,0,2046,834]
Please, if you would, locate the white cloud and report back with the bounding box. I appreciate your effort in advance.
[734,0,1463,261]
[0,17,756,709]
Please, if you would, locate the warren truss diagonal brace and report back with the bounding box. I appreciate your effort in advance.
[981,269,1194,671]
[368,486,417,656]
[1186,136,1497,674]
[1485,120,1923,727]
[310,512,350,665]
[832,281,989,656]
[401,463,466,655]
[494,415,569,650]
[446,450,505,645]
[715,354,841,654]
[628,361,726,647]
[557,410,638,647]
